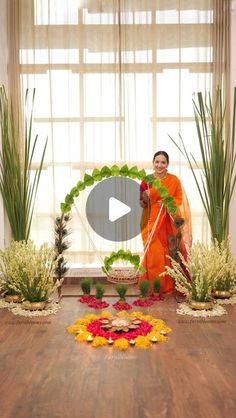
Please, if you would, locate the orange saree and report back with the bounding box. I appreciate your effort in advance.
[140,173,192,294]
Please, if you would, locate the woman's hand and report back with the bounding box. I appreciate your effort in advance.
[142,190,150,203]
[139,190,150,208]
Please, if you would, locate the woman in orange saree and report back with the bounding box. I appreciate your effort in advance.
[140,151,192,294]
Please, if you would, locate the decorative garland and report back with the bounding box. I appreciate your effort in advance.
[67,310,172,350]
[60,165,177,216]
[102,249,144,275]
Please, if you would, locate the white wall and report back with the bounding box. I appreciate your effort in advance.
[229,0,236,255]
[0,0,8,249]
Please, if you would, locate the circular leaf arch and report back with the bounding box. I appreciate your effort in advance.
[61,164,177,215]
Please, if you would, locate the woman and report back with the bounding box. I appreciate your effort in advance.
[140,151,192,294]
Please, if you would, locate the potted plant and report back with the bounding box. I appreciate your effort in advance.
[115,284,128,303]
[0,86,47,241]
[153,279,161,297]
[211,239,236,298]
[170,88,236,243]
[95,283,105,301]
[80,278,92,296]
[163,242,216,309]
[0,240,25,302]
[14,241,62,310]
[164,241,229,310]
[139,280,150,301]
[54,213,71,300]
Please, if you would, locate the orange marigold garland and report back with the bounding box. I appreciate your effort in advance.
[66,311,172,350]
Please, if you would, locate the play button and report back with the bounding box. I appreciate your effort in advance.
[85,177,145,241]
[109,197,131,222]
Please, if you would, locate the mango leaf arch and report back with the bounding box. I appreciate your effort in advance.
[61,164,177,215]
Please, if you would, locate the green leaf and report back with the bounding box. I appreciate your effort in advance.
[84,173,94,186]
[163,196,174,205]
[120,164,129,176]
[60,203,71,213]
[152,178,162,189]
[76,181,85,191]
[92,168,102,181]
[70,186,79,197]
[167,204,177,215]
[128,165,139,178]
[138,169,146,180]
[144,174,155,184]
[101,165,111,177]
[158,187,169,198]
[110,164,120,176]
[65,194,74,205]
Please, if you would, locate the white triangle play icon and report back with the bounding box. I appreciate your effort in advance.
[109,197,131,222]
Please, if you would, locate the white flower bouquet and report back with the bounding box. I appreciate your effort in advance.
[0,240,62,302]
[164,241,233,302]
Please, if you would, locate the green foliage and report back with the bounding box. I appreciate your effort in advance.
[0,86,47,241]
[120,164,129,176]
[115,284,128,300]
[80,278,92,295]
[17,273,49,302]
[153,279,160,294]
[139,280,150,298]
[95,283,105,300]
[83,173,94,186]
[101,249,145,274]
[169,87,236,242]
[214,275,233,291]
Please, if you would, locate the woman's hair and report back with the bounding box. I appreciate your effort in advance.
[153,151,169,164]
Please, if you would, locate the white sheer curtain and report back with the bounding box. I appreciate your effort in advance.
[16,0,214,267]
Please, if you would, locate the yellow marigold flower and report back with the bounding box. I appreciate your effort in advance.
[114,338,129,350]
[135,336,151,349]
[130,311,144,319]
[66,325,82,334]
[75,331,91,342]
[84,314,98,322]
[100,311,112,318]
[74,319,91,326]
[150,319,165,326]
[116,310,129,317]
[156,334,168,343]
[141,315,153,322]
[92,336,108,347]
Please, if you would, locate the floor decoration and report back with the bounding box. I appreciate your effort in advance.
[132,298,154,307]
[112,301,132,310]
[177,302,226,317]
[87,299,110,309]
[78,295,96,304]
[67,310,172,350]
[149,293,164,302]
[216,293,236,305]
[9,301,60,317]
[0,299,16,309]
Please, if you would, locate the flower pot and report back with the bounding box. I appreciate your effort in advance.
[188,299,214,310]
[212,290,231,299]
[22,300,48,311]
[4,294,22,303]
